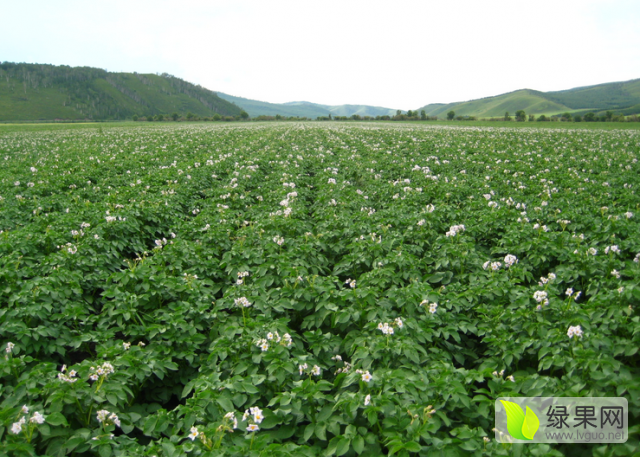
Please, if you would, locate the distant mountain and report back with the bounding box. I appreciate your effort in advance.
[217,93,399,119]
[0,62,243,121]
[216,93,330,118]
[418,79,640,118]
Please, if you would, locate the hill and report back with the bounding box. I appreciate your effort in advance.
[218,93,399,119]
[0,62,243,121]
[418,78,640,118]
[216,93,330,118]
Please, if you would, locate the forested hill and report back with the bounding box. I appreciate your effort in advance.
[418,78,640,119]
[0,62,243,121]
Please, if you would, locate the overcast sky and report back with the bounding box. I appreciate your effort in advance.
[2,0,640,110]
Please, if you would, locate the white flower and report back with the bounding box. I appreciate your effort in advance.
[252,408,264,424]
[394,317,403,328]
[417,219,425,226]
[247,424,260,432]
[611,270,621,279]
[273,235,284,246]
[123,342,131,350]
[328,178,336,184]
[234,297,252,308]
[58,365,78,383]
[445,224,465,237]
[30,412,46,424]
[378,322,394,335]
[605,245,620,254]
[188,426,198,440]
[311,365,321,376]
[21,405,29,415]
[504,255,518,268]
[6,342,15,354]
[11,419,25,434]
[483,261,491,270]
[364,394,371,406]
[507,375,515,382]
[567,325,583,338]
[97,410,110,423]
[533,291,547,303]
[89,362,114,381]
[361,371,373,383]
[587,247,597,256]
[224,412,238,429]
[429,303,438,314]
[299,363,308,375]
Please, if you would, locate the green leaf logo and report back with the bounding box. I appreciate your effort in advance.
[500,400,540,440]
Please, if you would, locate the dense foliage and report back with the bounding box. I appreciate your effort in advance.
[0,62,242,121]
[1,123,639,456]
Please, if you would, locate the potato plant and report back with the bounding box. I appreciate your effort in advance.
[0,123,639,456]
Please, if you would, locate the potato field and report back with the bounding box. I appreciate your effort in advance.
[1,122,639,457]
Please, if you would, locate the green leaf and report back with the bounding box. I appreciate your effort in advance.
[161,441,177,457]
[316,405,333,422]
[352,435,364,454]
[404,441,422,452]
[216,396,234,413]
[315,423,327,440]
[143,416,157,435]
[99,444,111,457]
[336,437,350,456]
[259,413,281,429]
[46,412,68,427]
[304,423,315,441]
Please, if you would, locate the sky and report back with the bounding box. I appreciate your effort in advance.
[2,0,640,110]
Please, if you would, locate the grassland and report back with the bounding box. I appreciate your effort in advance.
[418,78,640,119]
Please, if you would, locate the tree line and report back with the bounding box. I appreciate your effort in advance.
[445,109,639,122]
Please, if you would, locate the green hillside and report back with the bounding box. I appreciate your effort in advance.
[418,79,640,118]
[420,90,572,118]
[0,62,242,121]
[219,94,399,119]
[217,93,330,118]
[546,79,640,110]
[326,104,397,118]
